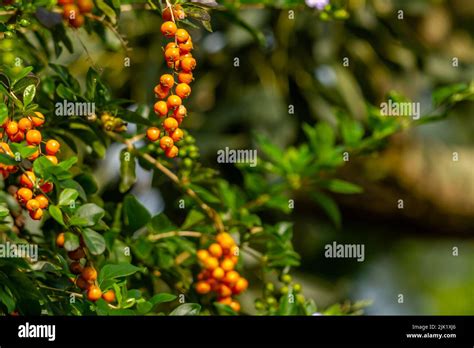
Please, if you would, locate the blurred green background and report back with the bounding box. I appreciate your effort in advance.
[28,0,474,314]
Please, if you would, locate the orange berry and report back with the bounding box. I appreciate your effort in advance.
[26,129,42,145]
[217,284,232,298]
[76,276,90,290]
[161,21,177,37]
[56,232,65,248]
[5,121,18,136]
[164,47,180,62]
[26,199,40,212]
[218,297,232,305]
[223,270,240,286]
[220,258,234,272]
[146,127,161,142]
[36,194,49,209]
[154,101,168,117]
[216,232,235,249]
[229,300,241,312]
[233,277,248,294]
[154,84,170,99]
[69,14,84,28]
[159,136,174,150]
[69,261,83,274]
[68,248,85,260]
[62,4,79,20]
[9,130,24,143]
[197,249,209,261]
[170,128,184,143]
[173,105,187,118]
[165,42,178,51]
[212,267,225,280]
[163,117,178,132]
[18,118,32,132]
[160,74,175,88]
[102,290,116,303]
[179,39,193,54]
[175,29,189,43]
[31,112,45,127]
[45,139,60,155]
[87,285,102,302]
[82,266,98,281]
[20,171,36,189]
[16,187,33,204]
[0,142,12,156]
[40,181,54,193]
[178,72,193,84]
[77,0,93,13]
[29,207,43,220]
[175,83,191,99]
[208,243,223,258]
[45,155,58,165]
[195,281,211,294]
[165,145,179,158]
[204,256,219,271]
[167,95,182,109]
[180,57,196,72]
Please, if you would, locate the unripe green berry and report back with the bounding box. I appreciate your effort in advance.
[281,274,292,284]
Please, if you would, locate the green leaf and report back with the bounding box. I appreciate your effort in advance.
[149,293,177,306]
[123,195,151,232]
[0,103,8,125]
[58,156,78,171]
[64,232,80,251]
[58,188,79,206]
[187,184,220,204]
[96,0,117,23]
[319,179,363,194]
[169,303,201,316]
[310,192,341,228]
[278,291,297,315]
[181,209,205,229]
[49,205,65,226]
[22,84,35,108]
[214,302,237,316]
[340,119,364,147]
[98,263,142,284]
[119,149,136,193]
[81,228,106,255]
[148,214,175,233]
[71,203,105,227]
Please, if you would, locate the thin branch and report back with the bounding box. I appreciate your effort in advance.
[148,230,202,241]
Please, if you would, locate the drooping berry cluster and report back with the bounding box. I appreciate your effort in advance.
[56,233,116,303]
[195,232,249,312]
[58,0,94,28]
[146,6,196,159]
[1,111,58,220]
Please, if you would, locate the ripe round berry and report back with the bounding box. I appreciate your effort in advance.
[146,127,161,142]
[223,270,240,286]
[20,171,36,189]
[69,261,83,274]
[56,232,65,248]
[153,101,168,117]
[164,47,180,62]
[159,136,174,150]
[174,105,187,118]
[18,118,32,132]
[77,0,93,13]
[197,249,209,261]
[161,21,177,37]
[82,266,98,281]
[204,256,219,270]
[31,112,45,127]
[160,74,175,88]
[102,290,116,303]
[70,14,85,28]
[175,29,189,43]
[35,194,49,209]
[6,121,18,136]
[217,284,232,298]
[68,248,85,260]
[233,277,248,294]
[167,95,182,109]
[208,243,223,258]
[179,39,193,54]
[17,187,33,204]
[195,281,211,294]
[212,267,225,280]
[26,129,42,145]
[45,155,58,165]
[154,84,170,99]
[220,258,234,272]
[165,145,179,158]
[176,83,191,99]
[163,117,178,132]
[26,199,40,212]
[62,4,79,20]
[76,276,90,290]
[40,181,54,193]
[87,285,102,302]
[178,72,193,84]
[229,300,241,312]
[170,128,184,143]
[45,139,60,155]
[216,232,235,249]
[9,130,24,143]
[29,208,43,220]
[180,57,196,72]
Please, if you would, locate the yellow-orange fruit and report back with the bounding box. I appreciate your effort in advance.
[87,285,102,301]
[56,232,65,248]
[102,290,116,303]
[195,281,211,294]
[165,145,179,158]
[82,266,97,281]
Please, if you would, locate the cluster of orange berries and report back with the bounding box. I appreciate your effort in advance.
[58,0,94,28]
[56,232,116,303]
[1,111,58,221]
[195,232,248,313]
[145,7,196,159]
